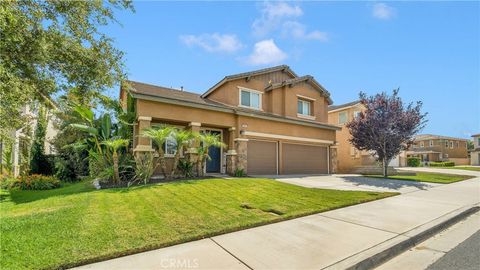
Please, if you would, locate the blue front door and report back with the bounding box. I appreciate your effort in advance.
[205,131,221,173]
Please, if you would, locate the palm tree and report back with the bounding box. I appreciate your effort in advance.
[102,138,129,184]
[170,130,195,178]
[196,132,226,177]
[142,126,173,179]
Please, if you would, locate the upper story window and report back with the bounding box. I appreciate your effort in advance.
[429,140,433,147]
[297,99,311,116]
[420,142,424,148]
[456,141,459,148]
[239,88,261,110]
[445,141,449,148]
[450,141,454,148]
[353,111,361,118]
[339,111,348,124]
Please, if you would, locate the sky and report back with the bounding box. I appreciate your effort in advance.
[103,1,480,139]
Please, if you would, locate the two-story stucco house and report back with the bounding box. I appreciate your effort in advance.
[470,134,480,165]
[327,101,403,173]
[120,65,341,176]
[406,134,469,165]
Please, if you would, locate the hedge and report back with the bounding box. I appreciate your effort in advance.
[429,161,455,167]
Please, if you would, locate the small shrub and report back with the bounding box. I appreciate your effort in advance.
[177,159,194,178]
[234,168,246,177]
[133,152,156,185]
[429,161,455,167]
[407,157,421,167]
[3,174,61,190]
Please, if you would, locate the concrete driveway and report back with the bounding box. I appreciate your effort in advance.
[265,174,442,194]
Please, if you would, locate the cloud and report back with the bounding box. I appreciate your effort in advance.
[180,33,243,53]
[245,39,287,65]
[372,3,395,20]
[282,21,329,42]
[252,2,303,36]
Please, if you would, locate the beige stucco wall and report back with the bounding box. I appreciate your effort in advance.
[207,71,330,124]
[328,104,376,173]
[410,139,468,159]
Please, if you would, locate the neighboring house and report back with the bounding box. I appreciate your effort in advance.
[327,101,403,173]
[406,134,469,165]
[0,105,57,177]
[470,134,480,165]
[120,65,341,175]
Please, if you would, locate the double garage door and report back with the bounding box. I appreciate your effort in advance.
[247,140,328,175]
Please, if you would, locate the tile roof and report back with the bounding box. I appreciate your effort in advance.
[328,100,362,111]
[124,80,341,130]
[415,134,469,141]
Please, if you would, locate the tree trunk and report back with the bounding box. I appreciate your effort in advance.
[170,149,182,179]
[158,149,168,180]
[383,158,388,178]
[113,151,120,184]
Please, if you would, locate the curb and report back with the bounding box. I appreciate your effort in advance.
[344,205,480,270]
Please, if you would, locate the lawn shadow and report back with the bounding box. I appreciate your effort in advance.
[337,175,434,191]
[3,181,98,204]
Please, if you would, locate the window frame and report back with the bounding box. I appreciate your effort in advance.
[450,141,454,149]
[238,87,262,110]
[445,141,449,148]
[420,142,424,148]
[150,124,183,158]
[429,140,433,147]
[297,99,312,115]
[353,111,361,119]
[338,111,348,124]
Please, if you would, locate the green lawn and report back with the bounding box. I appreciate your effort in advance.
[0,178,395,270]
[432,166,480,172]
[366,172,474,184]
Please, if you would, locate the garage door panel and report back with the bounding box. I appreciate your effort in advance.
[282,143,328,174]
[247,140,277,175]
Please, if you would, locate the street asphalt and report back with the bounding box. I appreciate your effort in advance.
[426,230,480,270]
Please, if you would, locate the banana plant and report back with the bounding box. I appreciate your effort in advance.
[102,138,129,184]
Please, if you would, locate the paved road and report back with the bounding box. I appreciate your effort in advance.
[426,230,480,270]
[398,167,480,177]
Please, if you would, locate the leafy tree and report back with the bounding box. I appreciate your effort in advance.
[467,140,474,150]
[0,0,133,140]
[30,106,48,174]
[346,89,427,177]
[142,126,173,179]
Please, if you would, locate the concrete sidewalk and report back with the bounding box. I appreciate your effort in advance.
[398,167,480,177]
[75,177,480,270]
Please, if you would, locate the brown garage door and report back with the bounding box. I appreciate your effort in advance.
[282,143,328,174]
[247,140,277,175]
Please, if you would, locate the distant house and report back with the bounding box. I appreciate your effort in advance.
[406,134,469,165]
[0,105,57,177]
[470,134,480,166]
[327,100,403,173]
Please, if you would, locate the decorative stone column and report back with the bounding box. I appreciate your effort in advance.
[133,116,154,154]
[186,122,201,175]
[235,138,248,174]
[226,127,237,175]
[329,145,338,174]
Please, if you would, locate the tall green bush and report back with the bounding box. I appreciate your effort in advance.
[30,107,49,175]
[407,157,421,167]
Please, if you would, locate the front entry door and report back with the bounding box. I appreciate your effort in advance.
[205,130,221,173]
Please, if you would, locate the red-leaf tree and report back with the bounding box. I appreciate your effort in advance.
[346,89,427,177]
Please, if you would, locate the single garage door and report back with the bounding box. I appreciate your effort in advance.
[247,140,278,175]
[282,143,328,174]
